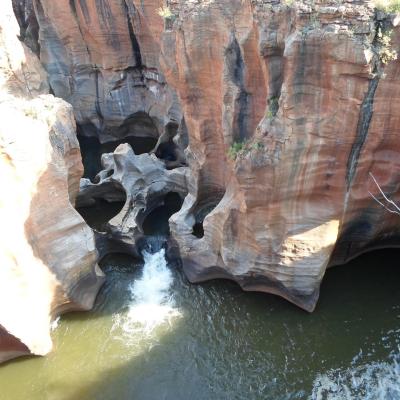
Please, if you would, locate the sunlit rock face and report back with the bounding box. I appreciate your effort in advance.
[163,1,400,311]
[0,0,104,363]
[17,0,400,312]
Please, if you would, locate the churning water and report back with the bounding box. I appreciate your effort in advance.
[312,350,400,399]
[115,247,181,338]
[0,248,399,400]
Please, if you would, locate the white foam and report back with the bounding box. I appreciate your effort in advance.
[114,248,181,338]
[50,316,60,331]
[311,351,400,400]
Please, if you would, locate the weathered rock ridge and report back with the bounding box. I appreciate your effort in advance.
[77,143,189,257]
[0,1,104,363]
[13,0,400,313]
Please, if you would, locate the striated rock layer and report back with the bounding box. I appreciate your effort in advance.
[165,1,400,311]
[0,1,104,363]
[17,0,400,312]
[26,0,180,145]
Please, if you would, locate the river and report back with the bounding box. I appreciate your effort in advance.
[0,242,399,400]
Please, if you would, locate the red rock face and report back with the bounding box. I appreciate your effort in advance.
[165,1,400,311]
[28,0,178,143]
[19,0,400,311]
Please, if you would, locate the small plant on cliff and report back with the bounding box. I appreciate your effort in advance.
[157,6,173,19]
[157,5,176,29]
[373,0,400,13]
[23,105,38,119]
[283,0,295,6]
[228,141,245,160]
[228,140,264,160]
[376,28,398,64]
[267,96,279,119]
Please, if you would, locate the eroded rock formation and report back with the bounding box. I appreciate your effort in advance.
[77,143,189,256]
[11,0,400,314]
[0,1,103,363]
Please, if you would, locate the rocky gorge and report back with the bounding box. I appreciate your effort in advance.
[1,0,400,364]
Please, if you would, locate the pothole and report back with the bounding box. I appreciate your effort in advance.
[142,192,184,236]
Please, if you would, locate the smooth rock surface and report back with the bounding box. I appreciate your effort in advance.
[0,0,104,363]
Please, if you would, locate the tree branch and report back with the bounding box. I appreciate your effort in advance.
[369,172,400,215]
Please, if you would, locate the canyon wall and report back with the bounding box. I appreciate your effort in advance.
[162,0,400,311]
[12,0,400,314]
[164,0,400,311]
[26,0,180,144]
[0,1,104,363]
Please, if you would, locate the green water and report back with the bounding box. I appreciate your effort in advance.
[0,249,399,400]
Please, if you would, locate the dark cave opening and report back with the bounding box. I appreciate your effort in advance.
[98,252,142,274]
[192,222,204,238]
[115,112,159,139]
[77,199,126,232]
[78,134,158,181]
[142,192,184,236]
[76,183,127,232]
[77,113,161,181]
[190,188,225,239]
[155,141,177,162]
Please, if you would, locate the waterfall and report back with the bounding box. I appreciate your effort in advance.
[117,241,181,337]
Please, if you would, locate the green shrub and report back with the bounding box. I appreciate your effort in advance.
[377,28,398,64]
[374,0,400,13]
[228,140,264,160]
[283,0,295,6]
[157,6,173,19]
[228,141,245,160]
[267,96,279,119]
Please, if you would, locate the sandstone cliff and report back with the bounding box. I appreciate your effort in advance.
[0,1,104,363]
[164,0,400,311]
[12,0,400,314]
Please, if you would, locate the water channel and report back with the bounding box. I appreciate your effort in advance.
[0,243,399,400]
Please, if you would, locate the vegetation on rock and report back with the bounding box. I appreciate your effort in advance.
[374,0,400,13]
[157,6,174,19]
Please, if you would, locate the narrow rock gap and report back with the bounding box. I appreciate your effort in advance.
[123,0,142,68]
[12,0,40,54]
[345,12,386,190]
[192,223,204,239]
[225,34,250,142]
[345,76,379,189]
